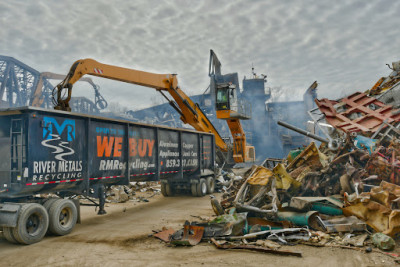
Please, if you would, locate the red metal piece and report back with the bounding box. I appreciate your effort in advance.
[170,225,205,246]
[153,228,176,242]
[315,92,400,134]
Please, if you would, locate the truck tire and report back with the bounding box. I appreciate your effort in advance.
[161,183,174,197]
[43,198,59,235]
[211,198,225,216]
[12,203,49,245]
[43,198,58,211]
[165,183,174,196]
[3,227,18,244]
[206,176,215,194]
[191,183,198,197]
[48,199,77,236]
[196,178,207,197]
[161,183,169,197]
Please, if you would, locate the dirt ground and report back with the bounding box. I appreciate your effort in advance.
[0,191,397,267]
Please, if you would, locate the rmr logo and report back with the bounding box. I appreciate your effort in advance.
[43,117,75,141]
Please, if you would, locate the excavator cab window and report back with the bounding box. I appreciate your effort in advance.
[216,87,229,110]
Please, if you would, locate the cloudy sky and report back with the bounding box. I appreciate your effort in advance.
[1,0,399,110]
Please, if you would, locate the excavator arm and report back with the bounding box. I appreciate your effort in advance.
[53,59,228,153]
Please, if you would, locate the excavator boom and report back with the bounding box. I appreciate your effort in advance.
[54,59,228,153]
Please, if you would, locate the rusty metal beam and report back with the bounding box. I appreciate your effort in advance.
[315,92,400,134]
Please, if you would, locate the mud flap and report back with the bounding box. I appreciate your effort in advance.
[0,203,21,227]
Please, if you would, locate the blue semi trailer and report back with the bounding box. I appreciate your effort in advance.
[0,107,216,244]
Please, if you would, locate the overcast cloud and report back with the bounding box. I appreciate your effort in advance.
[1,0,399,109]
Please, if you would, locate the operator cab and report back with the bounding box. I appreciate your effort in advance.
[215,82,250,120]
[216,82,238,111]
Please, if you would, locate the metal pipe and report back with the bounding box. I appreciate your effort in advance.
[276,211,319,226]
[277,121,329,143]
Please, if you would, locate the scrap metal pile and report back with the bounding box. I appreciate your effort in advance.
[106,182,160,203]
[152,60,400,257]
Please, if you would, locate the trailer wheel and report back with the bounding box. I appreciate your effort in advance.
[191,183,198,197]
[196,178,207,197]
[161,183,174,197]
[206,177,215,194]
[43,198,58,211]
[48,199,77,236]
[165,183,174,196]
[43,198,59,235]
[161,183,168,197]
[12,203,49,245]
[3,227,18,244]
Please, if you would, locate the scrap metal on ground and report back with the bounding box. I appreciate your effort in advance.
[106,182,161,203]
[152,59,400,257]
[152,135,400,255]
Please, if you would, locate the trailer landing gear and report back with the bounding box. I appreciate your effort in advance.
[80,185,107,215]
[98,185,107,215]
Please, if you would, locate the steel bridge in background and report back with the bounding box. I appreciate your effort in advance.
[0,55,44,108]
[0,55,104,114]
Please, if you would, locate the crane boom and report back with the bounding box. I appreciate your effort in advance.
[54,59,229,153]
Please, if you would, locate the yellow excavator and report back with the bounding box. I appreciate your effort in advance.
[368,60,400,96]
[53,58,256,165]
[214,83,254,163]
[209,50,255,163]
